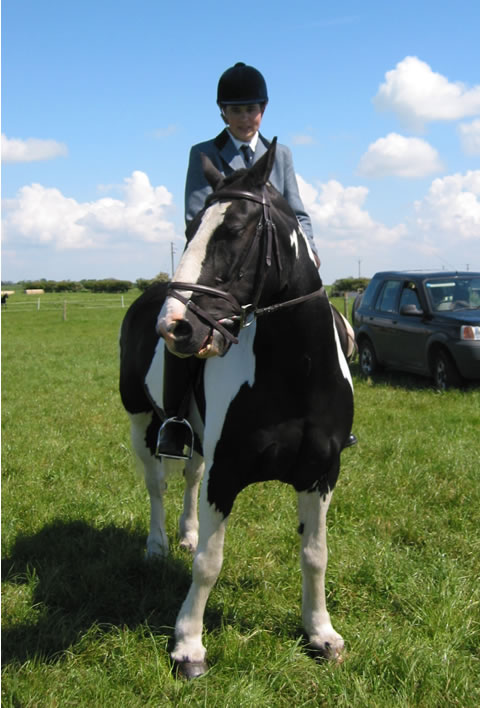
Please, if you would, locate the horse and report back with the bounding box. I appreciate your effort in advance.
[119,139,354,678]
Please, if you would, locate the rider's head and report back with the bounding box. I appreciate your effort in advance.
[217,62,268,142]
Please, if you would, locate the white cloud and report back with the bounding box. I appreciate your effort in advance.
[358,133,444,177]
[1,134,68,163]
[413,170,480,240]
[153,124,179,139]
[373,57,480,131]
[2,171,178,250]
[458,119,480,155]
[291,133,315,146]
[297,174,407,249]
[297,172,480,279]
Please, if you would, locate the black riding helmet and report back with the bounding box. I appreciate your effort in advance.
[217,62,268,105]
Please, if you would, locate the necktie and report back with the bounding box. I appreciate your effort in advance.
[241,144,254,167]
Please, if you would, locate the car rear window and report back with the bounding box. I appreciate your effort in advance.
[376,280,402,312]
[360,276,382,310]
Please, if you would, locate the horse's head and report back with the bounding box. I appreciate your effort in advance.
[157,139,320,358]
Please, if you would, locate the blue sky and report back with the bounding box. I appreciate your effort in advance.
[2,0,480,284]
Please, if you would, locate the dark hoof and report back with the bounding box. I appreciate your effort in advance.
[175,660,209,680]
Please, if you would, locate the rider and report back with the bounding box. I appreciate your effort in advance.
[156,62,356,457]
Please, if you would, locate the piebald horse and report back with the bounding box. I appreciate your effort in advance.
[119,139,354,677]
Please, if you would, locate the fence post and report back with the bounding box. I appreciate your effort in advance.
[121,295,124,308]
[63,300,67,321]
[343,292,348,317]
[37,298,41,311]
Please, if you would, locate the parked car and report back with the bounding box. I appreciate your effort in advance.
[353,271,480,389]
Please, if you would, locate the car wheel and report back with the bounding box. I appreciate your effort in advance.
[432,349,461,390]
[359,339,378,377]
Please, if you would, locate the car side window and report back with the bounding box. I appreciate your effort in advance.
[399,283,421,310]
[376,280,401,313]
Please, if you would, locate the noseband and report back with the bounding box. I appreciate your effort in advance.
[167,187,322,345]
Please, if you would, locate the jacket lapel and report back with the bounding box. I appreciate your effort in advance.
[214,129,245,172]
[213,129,271,171]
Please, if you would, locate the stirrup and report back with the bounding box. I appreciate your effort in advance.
[343,433,358,448]
[155,417,194,460]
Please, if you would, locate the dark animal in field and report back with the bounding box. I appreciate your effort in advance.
[119,139,354,678]
[1,294,9,308]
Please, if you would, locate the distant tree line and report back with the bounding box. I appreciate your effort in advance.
[2,274,170,293]
[330,277,370,296]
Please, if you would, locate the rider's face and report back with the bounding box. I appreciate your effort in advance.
[222,103,265,142]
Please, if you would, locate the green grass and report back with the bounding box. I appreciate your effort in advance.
[2,300,479,706]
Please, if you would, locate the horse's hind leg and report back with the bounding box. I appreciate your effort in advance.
[297,489,344,661]
[179,451,204,554]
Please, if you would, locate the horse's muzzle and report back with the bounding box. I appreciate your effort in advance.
[158,312,233,359]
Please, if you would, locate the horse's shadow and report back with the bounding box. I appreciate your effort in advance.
[2,520,217,666]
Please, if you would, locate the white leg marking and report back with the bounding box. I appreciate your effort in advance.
[179,452,204,553]
[171,475,228,664]
[171,325,256,664]
[298,489,344,660]
[129,412,170,558]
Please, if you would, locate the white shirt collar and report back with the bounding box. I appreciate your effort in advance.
[227,130,259,153]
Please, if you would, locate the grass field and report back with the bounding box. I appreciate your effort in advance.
[2,293,479,706]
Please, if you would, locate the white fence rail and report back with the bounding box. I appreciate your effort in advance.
[2,295,136,315]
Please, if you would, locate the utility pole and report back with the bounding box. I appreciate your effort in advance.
[358,259,362,278]
[170,242,176,277]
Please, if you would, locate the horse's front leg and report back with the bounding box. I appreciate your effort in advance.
[129,412,170,559]
[297,489,344,661]
[178,452,204,553]
[171,472,228,679]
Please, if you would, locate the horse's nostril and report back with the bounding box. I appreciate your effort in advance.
[171,319,193,341]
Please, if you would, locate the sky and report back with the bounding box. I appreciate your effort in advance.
[2,0,480,285]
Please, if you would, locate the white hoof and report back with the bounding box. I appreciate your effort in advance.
[179,532,198,554]
[145,538,169,560]
[309,627,344,662]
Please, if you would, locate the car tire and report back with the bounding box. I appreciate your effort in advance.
[359,339,378,377]
[432,349,461,391]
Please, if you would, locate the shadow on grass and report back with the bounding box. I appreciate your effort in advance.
[2,520,221,666]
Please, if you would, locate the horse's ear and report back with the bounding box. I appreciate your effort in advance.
[201,153,223,190]
[247,136,277,187]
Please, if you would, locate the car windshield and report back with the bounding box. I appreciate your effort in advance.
[425,276,480,312]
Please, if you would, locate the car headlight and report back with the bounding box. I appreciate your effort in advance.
[461,325,480,340]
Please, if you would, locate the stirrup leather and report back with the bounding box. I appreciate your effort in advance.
[155,417,194,460]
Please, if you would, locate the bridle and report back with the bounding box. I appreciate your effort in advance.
[167,186,323,345]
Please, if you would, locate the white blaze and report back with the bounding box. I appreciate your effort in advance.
[159,201,232,326]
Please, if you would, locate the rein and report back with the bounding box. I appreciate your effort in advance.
[167,187,322,345]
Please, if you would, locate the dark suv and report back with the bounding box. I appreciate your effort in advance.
[353,271,480,389]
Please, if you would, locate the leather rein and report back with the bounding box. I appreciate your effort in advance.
[167,187,323,345]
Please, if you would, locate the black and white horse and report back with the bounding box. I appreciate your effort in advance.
[119,139,354,677]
